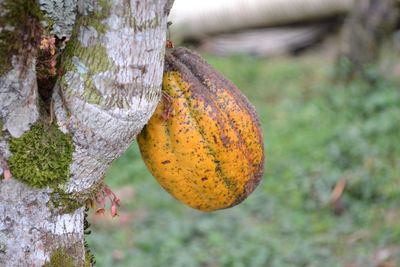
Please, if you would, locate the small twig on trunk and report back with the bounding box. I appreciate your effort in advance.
[49,98,54,124]
[0,156,12,180]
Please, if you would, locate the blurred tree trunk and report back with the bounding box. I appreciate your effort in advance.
[0,0,174,266]
[338,0,399,81]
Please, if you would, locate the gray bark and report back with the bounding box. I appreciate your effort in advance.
[338,0,399,80]
[0,0,173,266]
[170,0,354,41]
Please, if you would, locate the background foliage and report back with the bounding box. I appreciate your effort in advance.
[87,50,400,267]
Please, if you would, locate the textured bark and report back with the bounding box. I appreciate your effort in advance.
[170,0,354,41]
[0,180,85,266]
[0,0,173,266]
[338,0,399,80]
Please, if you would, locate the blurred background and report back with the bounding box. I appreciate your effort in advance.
[87,0,400,266]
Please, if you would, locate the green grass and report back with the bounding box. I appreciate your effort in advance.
[86,52,400,267]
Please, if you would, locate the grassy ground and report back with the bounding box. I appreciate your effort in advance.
[86,51,400,267]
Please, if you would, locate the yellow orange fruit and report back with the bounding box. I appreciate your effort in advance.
[137,47,264,211]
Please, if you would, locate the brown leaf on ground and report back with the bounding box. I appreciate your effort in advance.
[330,178,347,216]
[374,246,400,267]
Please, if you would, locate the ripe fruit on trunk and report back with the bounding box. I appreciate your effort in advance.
[137,47,264,211]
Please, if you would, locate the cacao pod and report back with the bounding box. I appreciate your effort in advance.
[137,47,264,211]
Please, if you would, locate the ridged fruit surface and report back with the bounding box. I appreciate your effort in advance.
[137,47,264,211]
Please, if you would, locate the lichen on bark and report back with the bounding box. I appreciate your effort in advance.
[38,0,78,39]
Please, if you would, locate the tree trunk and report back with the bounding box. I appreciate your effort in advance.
[0,0,174,266]
[170,0,354,42]
[338,0,399,81]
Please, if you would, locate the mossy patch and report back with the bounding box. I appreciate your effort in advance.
[0,119,3,138]
[0,232,6,253]
[78,7,110,35]
[59,1,115,107]
[43,248,74,267]
[50,191,82,214]
[8,123,73,188]
[49,177,105,215]
[60,42,113,106]
[84,208,96,266]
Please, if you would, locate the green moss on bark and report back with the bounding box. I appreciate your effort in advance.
[50,191,82,214]
[8,123,73,188]
[0,232,6,253]
[50,177,105,215]
[79,0,111,35]
[59,0,115,106]
[60,41,113,106]
[43,248,74,267]
[0,119,3,137]
[84,208,96,266]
